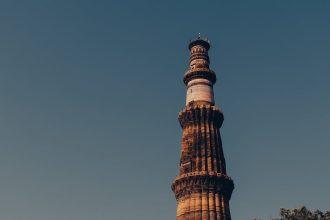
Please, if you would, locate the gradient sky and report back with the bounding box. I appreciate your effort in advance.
[0,1,329,219]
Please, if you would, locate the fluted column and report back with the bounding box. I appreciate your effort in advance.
[209,192,216,220]
[215,193,221,220]
[195,192,202,220]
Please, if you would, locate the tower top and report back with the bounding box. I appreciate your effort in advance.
[188,34,211,50]
[184,35,216,104]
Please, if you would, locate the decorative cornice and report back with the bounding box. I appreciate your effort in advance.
[171,171,234,200]
[188,38,210,50]
[178,103,224,128]
[183,68,216,85]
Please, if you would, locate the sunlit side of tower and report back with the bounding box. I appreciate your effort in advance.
[172,36,234,220]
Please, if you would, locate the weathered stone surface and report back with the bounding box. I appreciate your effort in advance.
[172,36,234,220]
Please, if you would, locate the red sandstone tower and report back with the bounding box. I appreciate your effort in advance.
[172,36,234,220]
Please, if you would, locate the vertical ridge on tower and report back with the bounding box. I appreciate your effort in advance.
[172,36,234,220]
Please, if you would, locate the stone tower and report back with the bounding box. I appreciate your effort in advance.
[172,36,234,220]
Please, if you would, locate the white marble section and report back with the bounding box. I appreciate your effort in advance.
[186,78,214,105]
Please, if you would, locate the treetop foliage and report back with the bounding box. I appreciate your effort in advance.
[254,206,330,220]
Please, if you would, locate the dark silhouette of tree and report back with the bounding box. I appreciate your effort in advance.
[253,206,330,220]
[279,206,330,220]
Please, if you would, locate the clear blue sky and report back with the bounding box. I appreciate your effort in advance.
[0,1,329,219]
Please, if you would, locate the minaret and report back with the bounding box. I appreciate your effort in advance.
[172,36,234,220]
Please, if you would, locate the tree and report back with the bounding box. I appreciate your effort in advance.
[278,206,330,220]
